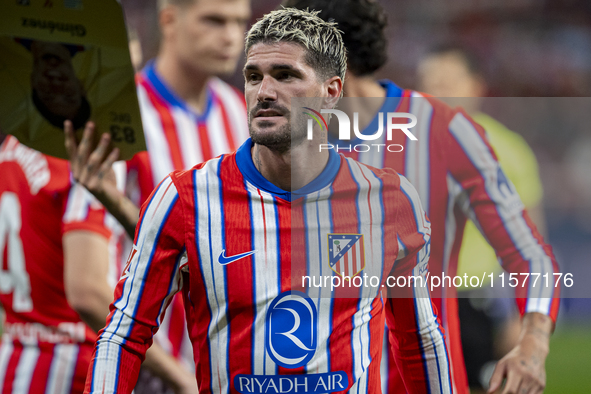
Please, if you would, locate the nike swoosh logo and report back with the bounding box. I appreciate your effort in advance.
[218,249,256,265]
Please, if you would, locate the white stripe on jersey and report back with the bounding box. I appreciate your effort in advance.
[206,104,231,157]
[95,177,182,393]
[357,124,387,169]
[352,160,387,286]
[346,158,387,392]
[244,181,280,376]
[448,113,555,312]
[172,107,203,169]
[401,177,451,394]
[301,187,333,375]
[13,344,40,394]
[194,159,231,393]
[405,93,433,216]
[45,344,79,394]
[209,78,249,143]
[63,183,91,223]
[0,335,14,390]
[137,85,175,185]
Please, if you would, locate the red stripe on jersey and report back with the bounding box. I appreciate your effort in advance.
[139,79,185,170]
[28,343,53,394]
[197,122,212,163]
[278,199,303,376]
[326,162,362,386]
[219,155,256,381]
[168,298,186,359]
[2,342,22,394]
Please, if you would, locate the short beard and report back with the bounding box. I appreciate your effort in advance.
[249,120,292,154]
[248,101,307,154]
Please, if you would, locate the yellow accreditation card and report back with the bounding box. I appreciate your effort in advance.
[0,0,146,160]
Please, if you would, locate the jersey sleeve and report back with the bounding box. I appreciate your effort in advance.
[385,175,452,394]
[444,109,560,321]
[62,182,111,239]
[125,150,156,207]
[84,175,187,394]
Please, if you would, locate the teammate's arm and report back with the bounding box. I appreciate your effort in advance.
[85,176,187,394]
[64,120,139,238]
[64,230,113,332]
[63,231,197,394]
[443,109,557,394]
[385,175,452,394]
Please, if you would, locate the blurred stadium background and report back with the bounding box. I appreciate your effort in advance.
[120,0,591,392]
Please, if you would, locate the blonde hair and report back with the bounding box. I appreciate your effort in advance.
[245,8,347,83]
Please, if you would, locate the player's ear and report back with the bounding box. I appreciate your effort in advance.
[324,76,342,109]
[159,5,178,40]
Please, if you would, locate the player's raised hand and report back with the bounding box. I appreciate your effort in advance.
[64,120,120,197]
[64,120,139,238]
[488,313,552,394]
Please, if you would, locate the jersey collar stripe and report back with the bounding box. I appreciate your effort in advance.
[143,61,214,121]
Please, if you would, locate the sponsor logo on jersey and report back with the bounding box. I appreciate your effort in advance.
[218,249,256,265]
[327,234,365,278]
[234,372,348,394]
[265,291,317,369]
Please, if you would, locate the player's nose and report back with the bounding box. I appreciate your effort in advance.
[256,75,278,102]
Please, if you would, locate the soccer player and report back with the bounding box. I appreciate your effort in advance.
[125,0,252,372]
[82,8,452,394]
[417,43,546,393]
[0,133,122,393]
[0,130,197,393]
[282,1,559,394]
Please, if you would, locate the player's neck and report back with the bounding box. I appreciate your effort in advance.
[155,54,210,114]
[251,143,329,192]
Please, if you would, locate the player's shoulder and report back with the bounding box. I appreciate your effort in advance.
[0,135,70,195]
[168,151,237,187]
[405,89,459,121]
[208,77,246,110]
[340,154,403,191]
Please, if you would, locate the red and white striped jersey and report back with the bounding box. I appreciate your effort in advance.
[336,80,560,394]
[126,62,250,368]
[86,140,452,394]
[0,136,119,394]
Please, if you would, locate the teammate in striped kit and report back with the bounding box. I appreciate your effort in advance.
[0,134,118,393]
[83,9,452,394]
[125,0,252,372]
[283,1,559,393]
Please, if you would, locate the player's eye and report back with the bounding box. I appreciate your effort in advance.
[246,73,262,83]
[204,15,225,26]
[277,72,292,80]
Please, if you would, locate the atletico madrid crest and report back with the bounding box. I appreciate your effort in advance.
[328,233,365,277]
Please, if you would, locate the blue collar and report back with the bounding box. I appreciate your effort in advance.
[328,79,403,145]
[235,139,341,202]
[142,60,213,121]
